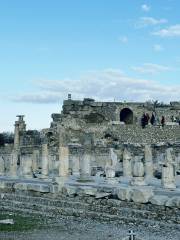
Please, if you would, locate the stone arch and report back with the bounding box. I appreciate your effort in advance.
[120,108,133,124]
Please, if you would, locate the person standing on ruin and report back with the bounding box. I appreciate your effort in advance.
[150,112,155,125]
[141,113,146,128]
[145,113,150,125]
[161,116,165,128]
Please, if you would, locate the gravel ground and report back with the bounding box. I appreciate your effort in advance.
[0,216,180,240]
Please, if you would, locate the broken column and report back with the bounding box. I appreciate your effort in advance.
[14,115,26,149]
[0,156,5,176]
[41,143,49,178]
[9,150,18,177]
[105,148,117,183]
[59,145,69,177]
[58,126,70,178]
[161,148,176,189]
[32,149,39,173]
[123,148,132,177]
[78,133,92,181]
[144,145,154,179]
[71,146,80,177]
[79,148,91,180]
[21,154,33,178]
[131,156,146,186]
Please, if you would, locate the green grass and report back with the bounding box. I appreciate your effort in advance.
[0,212,42,232]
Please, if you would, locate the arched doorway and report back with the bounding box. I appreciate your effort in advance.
[120,108,133,124]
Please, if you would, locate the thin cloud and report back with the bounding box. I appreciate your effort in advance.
[141,4,151,12]
[136,17,168,28]
[12,69,180,103]
[118,36,128,43]
[132,63,171,74]
[152,24,180,37]
[153,44,164,52]
[13,92,63,104]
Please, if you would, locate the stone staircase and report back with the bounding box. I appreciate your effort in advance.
[0,192,179,227]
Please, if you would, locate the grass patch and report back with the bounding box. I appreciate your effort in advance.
[0,212,42,232]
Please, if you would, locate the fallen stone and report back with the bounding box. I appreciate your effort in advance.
[77,186,97,196]
[149,195,169,206]
[0,219,14,225]
[131,187,154,203]
[95,192,111,199]
[64,186,77,196]
[166,197,180,208]
[27,183,50,193]
[116,187,132,201]
[14,183,28,191]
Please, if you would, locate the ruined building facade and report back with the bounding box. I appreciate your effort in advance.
[0,97,180,182]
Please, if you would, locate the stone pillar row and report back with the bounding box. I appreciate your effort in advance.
[122,146,176,189]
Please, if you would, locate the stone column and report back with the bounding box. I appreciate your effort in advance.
[144,145,153,179]
[71,148,80,177]
[175,153,180,172]
[131,156,146,186]
[161,148,176,189]
[14,115,26,149]
[59,146,69,177]
[9,150,18,177]
[105,165,115,178]
[78,147,92,181]
[41,143,49,178]
[14,121,20,149]
[104,148,117,184]
[32,149,39,172]
[21,154,33,178]
[0,156,5,176]
[123,148,132,177]
[110,148,118,166]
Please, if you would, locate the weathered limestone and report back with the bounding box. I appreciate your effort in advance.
[105,165,115,178]
[14,182,50,193]
[131,156,146,186]
[161,148,176,189]
[14,121,20,149]
[104,148,118,183]
[41,143,49,178]
[123,148,132,177]
[14,115,26,149]
[21,154,33,178]
[131,187,154,203]
[71,153,80,177]
[59,146,69,177]
[0,156,5,176]
[117,187,132,201]
[32,149,39,172]
[9,150,18,177]
[79,149,91,180]
[144,145,153,179]
[150,195,169,206]
[110,148,118,167]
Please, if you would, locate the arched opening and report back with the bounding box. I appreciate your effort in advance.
[120,108,133,124]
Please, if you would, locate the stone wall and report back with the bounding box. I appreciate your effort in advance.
[62,98,180,123]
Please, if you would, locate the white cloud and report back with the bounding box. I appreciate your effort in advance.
[13,69,180,103]
[136,17,168,28]
[152,24,180,37]
[14,92,62,104]
[132,63,171,74]
[118,36,128,43]
[153,44,164,52]
[141,4,151,12]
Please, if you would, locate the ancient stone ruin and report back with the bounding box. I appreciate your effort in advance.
[0,96,180,225]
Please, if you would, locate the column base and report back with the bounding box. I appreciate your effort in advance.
[162,182,176,189]
[130,177,147,186]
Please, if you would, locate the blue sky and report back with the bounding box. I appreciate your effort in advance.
[0,0,180,131]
